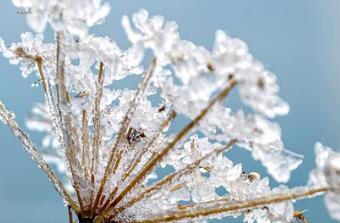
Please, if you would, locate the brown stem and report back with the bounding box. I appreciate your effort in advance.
[89,62,105,211]
[134,187,328,223]
[93,58,157,210]
[0,101,80,212]
[35,57,49,94]
[91,62,105,178]
[81,110,90,179]
[33,46,81,213]
[35,57,64,149]
[56,31,85,211]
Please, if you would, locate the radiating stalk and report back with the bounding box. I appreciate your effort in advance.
[0,100,80,212]
[105,78,237,212]
[81,110,90,179]
[89,62,105,210]
[56,31,85,210]
[35,57,64,152]
[175,196,231,210]
[16,47,62,151]
[133,187,328,223]
[91,62,104,178]
[93,58,157,210]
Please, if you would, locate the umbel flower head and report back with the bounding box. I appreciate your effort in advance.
[0,1,339,223]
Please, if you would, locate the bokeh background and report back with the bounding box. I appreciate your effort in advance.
[0,1,339,222]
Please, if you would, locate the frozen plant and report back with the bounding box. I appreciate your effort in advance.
[0,1,339,223]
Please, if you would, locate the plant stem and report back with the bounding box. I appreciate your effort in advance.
[134,187,328,223]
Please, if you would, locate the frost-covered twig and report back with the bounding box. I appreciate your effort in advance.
[0,100,79,212]
[55,31,86,210]
[134,186,328,223]
[93,57,157,210]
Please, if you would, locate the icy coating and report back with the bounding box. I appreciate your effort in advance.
[0,1,339,222]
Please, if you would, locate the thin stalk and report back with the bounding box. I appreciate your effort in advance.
[56,31,85,211]
[92,58,157,210]
[35,57,49,95]
[106,79,237,212]
[133,187,328,223]
[0,101,80,212]
[34,48,82,212]
[175,196,231,210]
[89,62,104,211]
[35,57,64,152]
[91,62,104,180]
[81,110,90,179]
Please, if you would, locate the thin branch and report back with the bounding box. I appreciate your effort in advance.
[106,78,237,211]
[81,110,90,179]
[16,47,62,153]
[175,196,231,211]
[35,52,84,212]
[0,100,80,213]
[133,187,328,223]
[89,62,105,211]
[91,62,104,178]
[56,31,85,211]
[35,57,49,96]
[92,57,157,210]
[35,57,65,150]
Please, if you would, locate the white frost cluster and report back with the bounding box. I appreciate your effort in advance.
[0,2,335,223]
[12,0,111,35]
[309,143,340,221]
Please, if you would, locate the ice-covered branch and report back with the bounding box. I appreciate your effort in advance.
[134,186,327,223]
[0,100,80,212]
[93,57,158,210]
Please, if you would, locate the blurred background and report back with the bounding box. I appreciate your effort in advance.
[0,1,339,222]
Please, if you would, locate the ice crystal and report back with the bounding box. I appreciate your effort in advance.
[12,0,111,35]
[308,143,340,221]
[0,1,337,223]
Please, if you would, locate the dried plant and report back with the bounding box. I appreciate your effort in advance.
[0,1,339,223]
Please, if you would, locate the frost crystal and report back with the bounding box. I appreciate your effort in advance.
[0,2,335,223]
[324,154,340,221]
[309,143,340,221]
[308,143,335,188]
[12,0,111,35]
